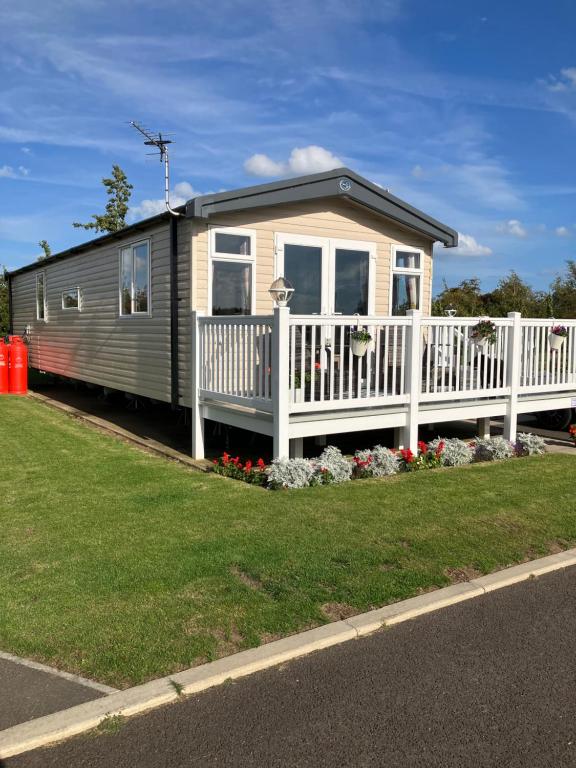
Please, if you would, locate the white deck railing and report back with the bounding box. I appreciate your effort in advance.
[197,315,273,408]
[192,310,576,457]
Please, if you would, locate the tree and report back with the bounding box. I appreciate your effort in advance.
[432,278,486,317]
[73,165,133,233]
[0,267,9,336]
[38,240,52,261]
[549,260,576,319]
[484,271,547,317]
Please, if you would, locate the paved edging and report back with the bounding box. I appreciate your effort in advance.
[2,548,576,759]
[0,651,117,695]
[27,392,211,472]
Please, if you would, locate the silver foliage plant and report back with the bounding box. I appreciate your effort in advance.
[314,446,353,484]
[354,445,400,476]
[427,437,474,467]
[474,436,515,461]
[266,457,317,490]
[515,432,547,456]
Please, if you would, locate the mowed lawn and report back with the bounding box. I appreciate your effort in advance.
[1,397,575,688]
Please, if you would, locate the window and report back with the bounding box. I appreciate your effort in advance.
[120,240,150,316]
[209,228,255,315]
[62,287,80,310]
[212,261,253,315]
[36,272,46,320]
[391,247,423,316]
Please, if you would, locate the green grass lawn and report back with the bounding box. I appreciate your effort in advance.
[1,397,575,688]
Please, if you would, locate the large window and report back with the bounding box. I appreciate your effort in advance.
[36,272,46,320]
[391,247,423,316]
[120,241,150,316]
[209,228,255,315]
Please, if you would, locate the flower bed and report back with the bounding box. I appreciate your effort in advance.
[212,433,548,490]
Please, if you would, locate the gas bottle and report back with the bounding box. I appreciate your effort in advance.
[0,340,8,394]
[8,336,28,395]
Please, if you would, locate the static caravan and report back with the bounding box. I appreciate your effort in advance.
[10,168,574,459]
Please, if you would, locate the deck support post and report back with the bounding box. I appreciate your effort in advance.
[272,305,290,458]
[477,417,491,439]
[191,310,205,459]
[290,437,304,459]
[504,311,522,442]
[404,309,422,453]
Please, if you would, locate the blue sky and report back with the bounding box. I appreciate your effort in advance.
[1,0,576,292]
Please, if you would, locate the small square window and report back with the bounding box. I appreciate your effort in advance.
[214,232,251,256]
[62,288,80,310]
[395,251,420,269]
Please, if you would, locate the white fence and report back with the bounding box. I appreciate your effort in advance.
[193,310,576,457]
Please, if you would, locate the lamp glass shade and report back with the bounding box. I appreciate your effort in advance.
[269,276,294,307]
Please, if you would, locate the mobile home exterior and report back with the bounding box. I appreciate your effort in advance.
[8,168,456,412]
[12,168,575,459]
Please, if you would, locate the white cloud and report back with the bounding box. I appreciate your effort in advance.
[244,145,342,178]
[0,164,29,179]
[449,233,493,257]
[411,164,424,178]
[244,153,285,177]
[129,181,199,221]
[555,226,570,237]
[497,219,527,238]
[542,67,576,92]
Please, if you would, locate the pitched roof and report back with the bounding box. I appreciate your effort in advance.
[186,167,458,247]
[8,167,457,277]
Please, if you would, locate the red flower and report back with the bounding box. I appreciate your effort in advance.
[401,448,414,463]
[257,458,266,469]
[435,441,445,459]
[244,459,253,472]
[417,441,427,455]
[222,452,230,465]
[314,361,321,370]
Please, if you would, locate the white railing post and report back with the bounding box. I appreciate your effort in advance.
[404,309,422,453]
[504,311,521,442]
[272,305,290,458]
[191,310,205,459]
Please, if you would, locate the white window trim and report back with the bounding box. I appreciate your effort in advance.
[389,244,424,316]
[61,287,81,311]
[208,227,257,316]
[36,271,47,321]
[118,238,152,317]
[274,233,376,315]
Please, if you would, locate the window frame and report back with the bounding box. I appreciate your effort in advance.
[118,238,152,318]
[389,245,424,316]
[61,287,81,311]
[36,271,47,321]
[274,233,376,316]
[208,227,256,316]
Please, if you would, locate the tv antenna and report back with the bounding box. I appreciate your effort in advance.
[129,121,181,217]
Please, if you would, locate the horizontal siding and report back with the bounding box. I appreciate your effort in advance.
[192,199,434,317]
[10,221,188,403]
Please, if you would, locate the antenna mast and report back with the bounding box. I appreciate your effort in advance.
[130,121,181,217]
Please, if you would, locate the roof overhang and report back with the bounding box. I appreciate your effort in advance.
[185,168,458,248]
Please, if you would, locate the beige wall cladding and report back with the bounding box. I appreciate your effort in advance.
[11,219,193,405]
[191,198,434,316]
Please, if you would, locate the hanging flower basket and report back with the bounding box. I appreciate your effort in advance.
[470,318,497,350]
[350,328,372,357]
[549,325,568,351]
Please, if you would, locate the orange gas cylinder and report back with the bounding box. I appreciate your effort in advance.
[8,337,28,395]
[0,340,8,394]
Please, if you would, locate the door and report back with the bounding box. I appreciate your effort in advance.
[275,234,375,316]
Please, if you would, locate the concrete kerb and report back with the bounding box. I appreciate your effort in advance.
[2,549,576,759]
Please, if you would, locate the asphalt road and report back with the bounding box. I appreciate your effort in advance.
[6,567,576,768]
[0,659,103,731]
